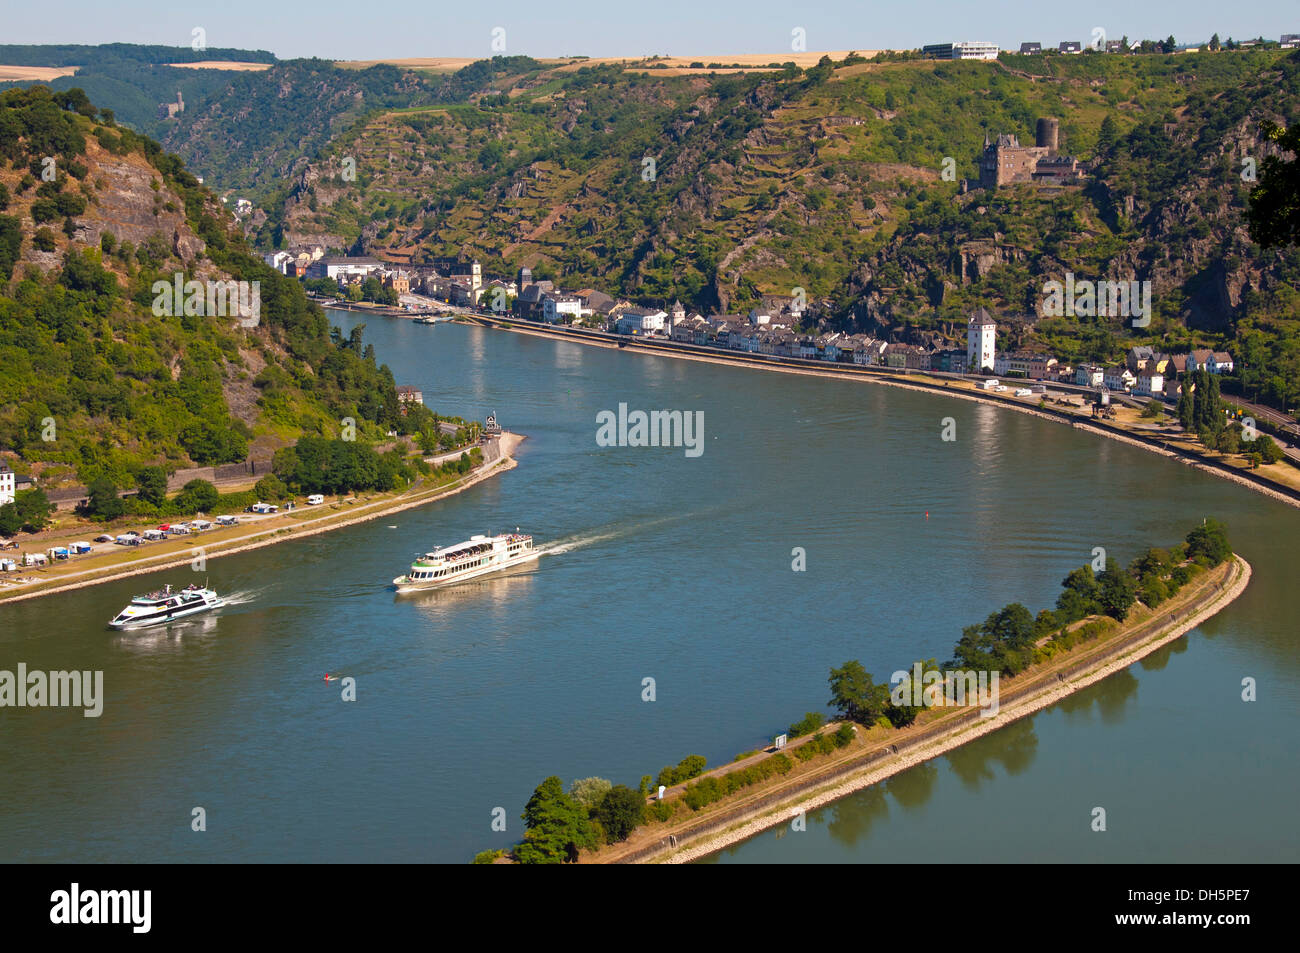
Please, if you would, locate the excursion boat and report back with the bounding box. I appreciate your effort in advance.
[108,583,224,630]
[393,533,538,592]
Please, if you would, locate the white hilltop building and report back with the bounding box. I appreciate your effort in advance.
[967,308,997,372]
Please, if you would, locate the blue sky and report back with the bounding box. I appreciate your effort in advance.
[5,0,1297,61]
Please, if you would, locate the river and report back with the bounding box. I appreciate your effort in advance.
[0,314,1295,863]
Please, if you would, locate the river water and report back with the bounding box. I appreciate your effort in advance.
[1,315,1295,863]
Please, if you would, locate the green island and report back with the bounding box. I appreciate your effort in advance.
[474,520,1242,864]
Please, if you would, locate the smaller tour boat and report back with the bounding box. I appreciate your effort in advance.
[108,583,224,629]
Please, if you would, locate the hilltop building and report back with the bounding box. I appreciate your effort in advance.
[158,91,184,120]
[923,41,1001,60]
[0,464,14,506]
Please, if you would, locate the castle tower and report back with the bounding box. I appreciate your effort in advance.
[470,260,481,291]
[967,308,997,372]
[1035,117,1058,155]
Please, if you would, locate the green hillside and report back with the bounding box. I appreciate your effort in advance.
[0,85,406,491]
[267,49,1300,406]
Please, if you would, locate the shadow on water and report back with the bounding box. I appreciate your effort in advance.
[944,716,1040,790]
[1055,668,1141,724]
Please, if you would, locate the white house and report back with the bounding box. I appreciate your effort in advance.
[967,309,997,372]
[1134,368,1165,397]
[1075,364,1104,387]
[0,464,14,506]
[1103,366,1136,392]
[264,251,293,274]
[542,294,583,324]
[615,309,667,335]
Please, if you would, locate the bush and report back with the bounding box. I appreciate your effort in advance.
[174,478,219,514]
[788,711,825,738]
[254,474,288,502]
[471,849,503,864]
[32,227,58,251]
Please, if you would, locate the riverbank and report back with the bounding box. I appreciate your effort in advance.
[462,317,1300,511]
[584,553,1250,863]
[0,432,524,605]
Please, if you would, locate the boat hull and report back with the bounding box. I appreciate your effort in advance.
[108,599,224,630]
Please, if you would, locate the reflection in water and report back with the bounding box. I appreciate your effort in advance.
[398,563,537,628]
[825,785,889,848]
[111,612,223,655]
[1139,636,1190,672]
[1055,669,1140,727]
[945,717,1040,789]
[883,759,940,810]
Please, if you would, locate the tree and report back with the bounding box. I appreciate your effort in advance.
[1209,33,1220,51]
[828,660,889,724]
[516,776,597,864]
[1185,519,1231,566]
[592,785,645,843]
[1096,115,1118,154]
[1096,558,1137,620]
[135,466,168,507]
[0,503,21,537]
[254,474,288,502]
[13,488,53,532]
[1056,565,1102,623]
[1176,383,1193,430]
[1247,121,1300,248]
[1254,435,1284,464]
[86,477,124,521]
[174,479,219,514]
[569,777,612,811]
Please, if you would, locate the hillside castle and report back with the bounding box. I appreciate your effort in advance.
[978,118,1086,189]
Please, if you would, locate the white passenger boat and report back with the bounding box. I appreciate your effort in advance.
[108,583,224,629]
[393,532,538,592]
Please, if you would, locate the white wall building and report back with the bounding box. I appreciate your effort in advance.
[967,309,997,372]
[924,41,1001,60]
[543,294,583,323]
[0,465,14,506]
[615,309,667,335]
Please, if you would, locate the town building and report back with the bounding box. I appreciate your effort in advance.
[1019,42,1042,54]
[614,309,667,335]
[967,308,997,372]
[0,464,14,506]
[396,386,424,406]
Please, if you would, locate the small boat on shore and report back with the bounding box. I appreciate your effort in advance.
[108,583,224,629]
[393,532,538,592]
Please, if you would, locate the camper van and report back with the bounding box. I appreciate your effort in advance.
[306,494,325,505]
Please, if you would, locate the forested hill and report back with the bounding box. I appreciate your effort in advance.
[0,44,277,144]
[268,49,1300,404]
[0,85,402,490]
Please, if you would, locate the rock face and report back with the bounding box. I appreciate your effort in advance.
[80,139,205,262]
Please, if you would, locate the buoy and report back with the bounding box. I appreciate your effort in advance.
[925,511,929,520]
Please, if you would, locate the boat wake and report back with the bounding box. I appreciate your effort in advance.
[218,587,268,608]
[539,511,706,557]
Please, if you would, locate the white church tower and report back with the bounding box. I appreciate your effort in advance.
[967,308,997,372]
